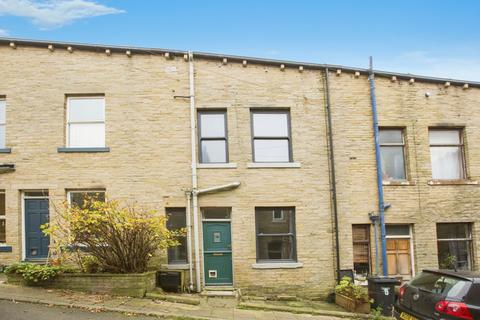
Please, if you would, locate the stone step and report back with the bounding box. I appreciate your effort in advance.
[200,290,238,298]
[203,286,235,291]
[145,291,201,305]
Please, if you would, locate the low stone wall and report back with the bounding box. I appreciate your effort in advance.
[6,271,156,298]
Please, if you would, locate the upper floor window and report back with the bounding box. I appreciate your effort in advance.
[0,191,5,243]
[429,129,465,180]
[379,129,406,181]
[166,208,188,264]
[255,207,296,262]
[68,190,105,209]
[0,99,6,148]
[67,97,105,148]
[251,110,292,162]
[198,110,228,163]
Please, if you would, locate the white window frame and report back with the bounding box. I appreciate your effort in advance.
[0,99,6,149]
[67,190,106,207]
[385,224,415,278]
[0,191,5,244]
[66,96,105,148]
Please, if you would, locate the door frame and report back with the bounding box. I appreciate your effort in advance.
[21,191,49,261]
[202,216,233,287]
[385,224,415,278]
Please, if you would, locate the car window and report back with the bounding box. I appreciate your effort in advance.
[410,272,470,298]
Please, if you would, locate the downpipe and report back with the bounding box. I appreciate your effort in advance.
[368,57,388,276]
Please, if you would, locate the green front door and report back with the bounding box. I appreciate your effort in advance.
[203,222,233,286]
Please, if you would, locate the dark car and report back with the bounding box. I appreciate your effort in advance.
[394,269,480,320]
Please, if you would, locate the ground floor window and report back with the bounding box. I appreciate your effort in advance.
[68,190,105,209]
[386,224,412,277]
[166,208,188,264]
[255,207,296,262]
[437,223,473,270]
[352,225,370,275]
[0,191,5,243]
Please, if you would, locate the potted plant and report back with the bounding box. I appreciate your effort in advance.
[335,276,371,313]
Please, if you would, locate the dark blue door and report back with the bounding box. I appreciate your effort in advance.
[25,199,49,260]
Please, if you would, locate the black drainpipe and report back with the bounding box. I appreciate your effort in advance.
[324,68,341,283]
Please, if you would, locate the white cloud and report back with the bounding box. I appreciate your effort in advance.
[0,28,9,36]
[376,51,480,82]
[0,0,124,29]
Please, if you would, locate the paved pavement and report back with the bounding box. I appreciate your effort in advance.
[0,283,349,320]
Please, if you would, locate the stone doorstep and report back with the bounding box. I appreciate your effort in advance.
[238,301,372,319]
[145,291,201,305]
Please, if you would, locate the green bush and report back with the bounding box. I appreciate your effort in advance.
[4,263,71,284]
[335,276,372,303]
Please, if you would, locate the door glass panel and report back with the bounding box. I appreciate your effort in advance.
[386,225,410,236]
[202,208,231,219]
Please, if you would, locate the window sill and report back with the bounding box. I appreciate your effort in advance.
[197,163,237,169]
[0,148,11,153]
[247,162,301,168]
[428,179,478,186]
[383,180,416,186]
[58,147,110,153]
[251,262,303,269]
[0,245,13,252]
[161,263,190,270]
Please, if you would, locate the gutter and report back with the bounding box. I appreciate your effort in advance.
[0,37,478,87]
[323,68,341,282]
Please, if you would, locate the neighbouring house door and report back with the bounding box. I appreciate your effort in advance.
[386,238,411,276]
[25,199,49,260]
[203,222,233,286]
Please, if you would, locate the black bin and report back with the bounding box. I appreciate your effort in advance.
[157,271,181,292]
[368,277,400,316]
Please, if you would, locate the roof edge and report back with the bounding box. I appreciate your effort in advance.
[1,37,479,87]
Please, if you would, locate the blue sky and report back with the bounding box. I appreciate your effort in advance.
[0,0,479,80]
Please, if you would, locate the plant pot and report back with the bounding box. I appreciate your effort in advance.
[335,293,371,314]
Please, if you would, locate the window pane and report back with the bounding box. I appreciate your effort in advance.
[429,130,460,145]
[69,123,105,147]
[200,113,225,138]
[438,241,471,270]
[166,209,187,264]
[70,192,105,209]
[381,146,406,180]
[254,139,289,162]
[379,130,402,144]
[201,140,226,163]
[430,146,463,179]
[68,98,104,122]
[386,225,410,236]
[0,100,5,124]
[0,193,5,216]
[437,223,470,239]
[0,220,5,243]
[0,125,5,149]
[202,208,231,219]
[258,235,294,260]
[257,208,293,234]
[253,112,288,137]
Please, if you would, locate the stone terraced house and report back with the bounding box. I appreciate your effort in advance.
[0,38,479,298]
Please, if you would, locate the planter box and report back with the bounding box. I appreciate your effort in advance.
[335,293,370,314]
[6,271,156,298]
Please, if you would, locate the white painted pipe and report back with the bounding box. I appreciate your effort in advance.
[188,51,202,293]
[197,182,241,195]
[185,192,194,291]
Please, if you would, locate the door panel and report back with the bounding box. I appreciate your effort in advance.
[387,238,412,276]
[25,199,49,259]
[203,222,232,285]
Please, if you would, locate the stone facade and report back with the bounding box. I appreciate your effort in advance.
[0,39,479,298]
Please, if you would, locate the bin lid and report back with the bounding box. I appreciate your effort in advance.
[367,276,400,284]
